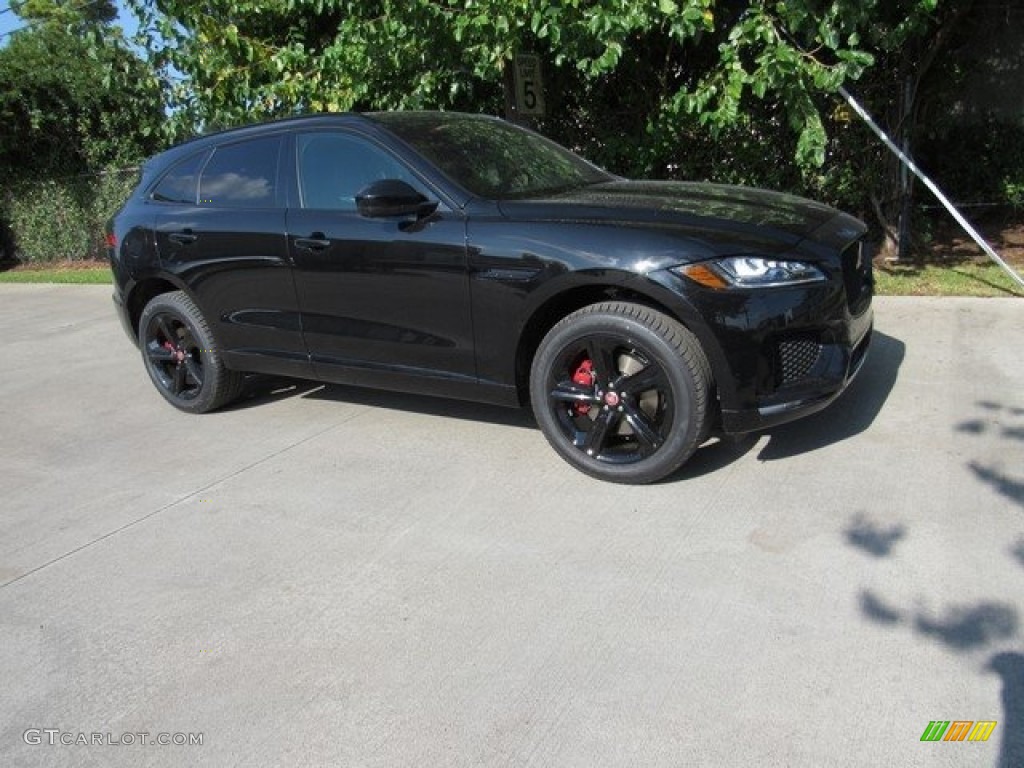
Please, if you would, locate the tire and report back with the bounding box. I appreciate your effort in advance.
[530,301,713,484]
[138,290,243,414]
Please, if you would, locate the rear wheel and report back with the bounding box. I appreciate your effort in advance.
[530,301,712,484]
[139,291,243,413]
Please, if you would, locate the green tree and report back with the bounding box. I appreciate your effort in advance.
[127,0,985,255]
[128,0,873,159]
[10,0,117,26]
[0,4,165,260]
[0,24,163,175]
[127,2,951,159]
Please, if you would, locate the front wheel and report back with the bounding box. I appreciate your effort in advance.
[138,291,243,413]
[530,301,713,484]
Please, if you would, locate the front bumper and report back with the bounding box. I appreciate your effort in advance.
[719,310,872,433]
[646,238,874,435]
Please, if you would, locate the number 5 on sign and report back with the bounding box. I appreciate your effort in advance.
[514,54,545,117]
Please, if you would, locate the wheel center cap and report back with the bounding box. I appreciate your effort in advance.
[603,391,620,407]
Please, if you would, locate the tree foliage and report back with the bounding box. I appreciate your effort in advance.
[0,1,164,260]
[128,1,960,186]
[0,8,163,176]
[11,0,117,26]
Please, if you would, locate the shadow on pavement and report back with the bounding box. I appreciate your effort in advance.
[228,374,535,428]
[856,533,1021,768]
[303,381,537,430]
[957,401,1024,509]
[228,333,906,476]
[859,587,1021,766]
[970,462,1024,509]
[229,375,325,411]
[855,591,1020,651]
[1012,541,1024,569]
[662,434,760,483]
[914,602,1019,652]
[844,513,906,558]
[859,591,902,625]
[988,652,1024,768]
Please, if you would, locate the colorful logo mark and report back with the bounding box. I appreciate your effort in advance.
[920,721,997,742]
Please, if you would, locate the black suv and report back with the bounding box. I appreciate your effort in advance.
[108,112,873,483]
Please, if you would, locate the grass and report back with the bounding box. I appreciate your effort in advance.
[0,260,111,284]
[873,259,1024,298]
[878,210,1024,298]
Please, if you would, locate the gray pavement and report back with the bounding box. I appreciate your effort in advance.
[0,284,1021,767]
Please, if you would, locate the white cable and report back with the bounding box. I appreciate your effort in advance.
[839,85,1024,291]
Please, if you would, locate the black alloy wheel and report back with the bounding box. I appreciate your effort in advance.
[530,301,712,484]
[139,291,243,414]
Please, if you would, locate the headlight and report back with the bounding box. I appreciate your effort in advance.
[675,257,826,290]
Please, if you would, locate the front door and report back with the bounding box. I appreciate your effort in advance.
[286,131,475,390]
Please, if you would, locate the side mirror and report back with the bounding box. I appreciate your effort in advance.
[355,179,438,219]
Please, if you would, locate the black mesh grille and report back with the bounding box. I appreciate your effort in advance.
[778,339,822,384]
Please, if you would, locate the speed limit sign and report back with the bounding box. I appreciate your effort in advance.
[514,54,545,117]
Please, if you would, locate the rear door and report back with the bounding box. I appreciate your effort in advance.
[152,134,310,377]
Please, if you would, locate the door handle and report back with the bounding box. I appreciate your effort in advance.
[168,231,197,245]
[293,234,331,251]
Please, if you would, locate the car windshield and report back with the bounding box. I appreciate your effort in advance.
[371,112,615,200]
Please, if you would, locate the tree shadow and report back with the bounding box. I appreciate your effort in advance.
[859,589,1021,764]
[859,590,902,625]
[970,462,1024,509]
[1012,540,1024,569]
[987,652,1024,768]
[850,384,1024,763]
[860,593,1019,651]
[914,603,1019,652]
[757,331,905,461]
[859,590,1018,652]
[957,401,1024,510]
[845,514,906,558]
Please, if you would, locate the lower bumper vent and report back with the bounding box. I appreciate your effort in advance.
[778,339,823,384]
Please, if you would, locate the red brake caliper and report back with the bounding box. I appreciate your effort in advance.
[572,359,595,416]
[163,340,184,363]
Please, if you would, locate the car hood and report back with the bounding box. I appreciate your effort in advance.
[497,180,864,253]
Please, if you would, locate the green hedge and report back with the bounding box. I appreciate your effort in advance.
[1,169,137,263]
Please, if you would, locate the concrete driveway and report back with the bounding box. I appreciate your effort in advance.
[1,284,1021,768]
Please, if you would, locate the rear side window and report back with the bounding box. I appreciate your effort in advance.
[199,136,282,208]
[151,152,205,204]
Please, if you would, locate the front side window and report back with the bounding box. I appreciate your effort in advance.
[199,136,281,208]
[296,133,420,211]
